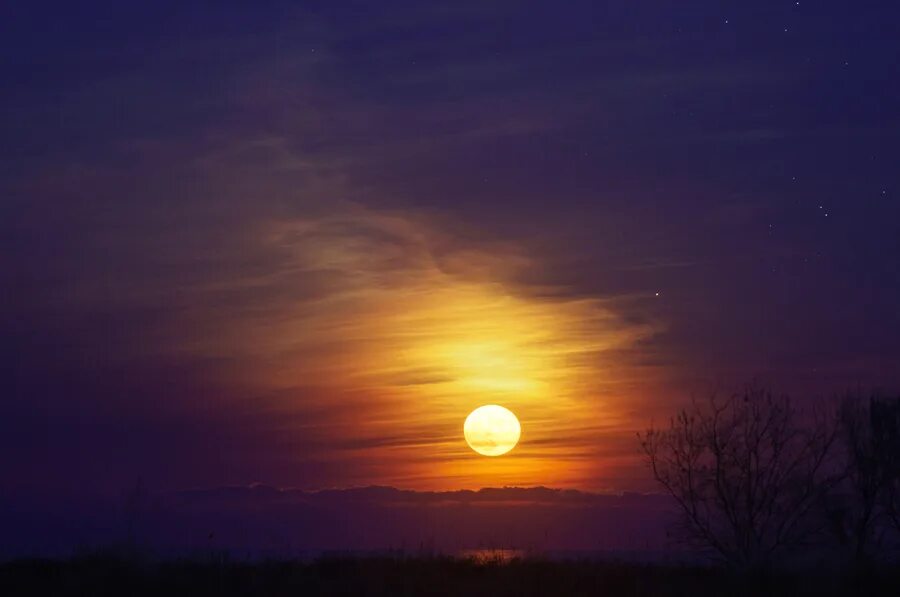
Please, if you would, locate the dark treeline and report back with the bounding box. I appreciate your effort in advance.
[641,387,900,569]
[2,555,900,597]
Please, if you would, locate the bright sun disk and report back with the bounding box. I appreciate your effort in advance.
[464,404,521,456]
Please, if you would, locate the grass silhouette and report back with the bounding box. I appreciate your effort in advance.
[2,554,899,596]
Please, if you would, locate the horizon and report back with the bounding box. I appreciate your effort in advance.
[1,482,676,561]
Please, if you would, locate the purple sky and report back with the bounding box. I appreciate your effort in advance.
[2,2,900,554]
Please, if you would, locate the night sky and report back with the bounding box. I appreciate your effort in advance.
[3,0,900,515]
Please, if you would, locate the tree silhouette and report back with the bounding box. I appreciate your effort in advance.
[828,394,898,562]
[871,397,900,540]
[640,387,839,568]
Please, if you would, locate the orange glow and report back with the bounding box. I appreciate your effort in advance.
[170,209,663,489]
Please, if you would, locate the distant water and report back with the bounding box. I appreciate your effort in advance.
[454,548,694,564]
[457,548,528,563]
[209,546,695,564]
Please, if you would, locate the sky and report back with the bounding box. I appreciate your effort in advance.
[3,0,900,512]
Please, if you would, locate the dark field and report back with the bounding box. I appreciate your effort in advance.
[2,556,899,597]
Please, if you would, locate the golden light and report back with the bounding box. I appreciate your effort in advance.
[464,405,521,456]
[196,213,659,487]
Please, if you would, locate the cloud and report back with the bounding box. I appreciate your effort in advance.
[2,115,663,493]
[159,206,662,489]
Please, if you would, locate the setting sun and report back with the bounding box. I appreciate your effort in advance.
[464,404,521,456]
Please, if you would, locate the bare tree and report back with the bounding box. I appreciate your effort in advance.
[827,393,900,564]
[639,387,839,568]
[830,394,889,561]
[877,398,900,539]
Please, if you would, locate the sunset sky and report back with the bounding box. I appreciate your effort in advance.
[3,0,900,507]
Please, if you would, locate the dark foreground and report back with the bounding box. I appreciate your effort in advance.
[2,556,899,597]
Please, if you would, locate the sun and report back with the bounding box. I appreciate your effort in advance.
[464,405,521,456]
